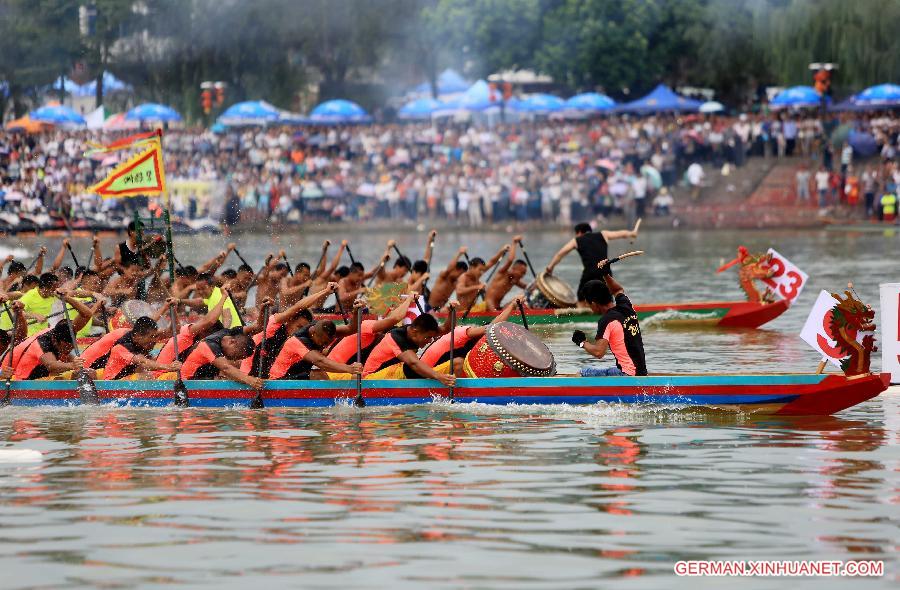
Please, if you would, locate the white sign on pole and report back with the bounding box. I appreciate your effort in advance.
[800,290,855,368]
[879,283,900,384]
[761,248,808,304]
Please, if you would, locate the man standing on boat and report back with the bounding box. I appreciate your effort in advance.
[572,261,647,377]
[545,221,640,305]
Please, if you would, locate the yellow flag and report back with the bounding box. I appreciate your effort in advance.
[87,140,167,199]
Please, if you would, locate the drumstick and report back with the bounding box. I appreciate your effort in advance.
[448,305,456,401]
[598,251,644,268]
[630,218,641,245]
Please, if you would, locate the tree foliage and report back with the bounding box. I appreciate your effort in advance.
[0,0,897,120]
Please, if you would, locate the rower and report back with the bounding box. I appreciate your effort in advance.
[420,296,524,374]
[240,283,343,377]
[308,240,347,295]
[84,316,180,380]
[10,292,96,380]
[426,247,468,310]
[572,262,647,377]
[545,221,639,305]
[485,237,528,311]
[20,273,60,335]
[1,259,27,293]
[180,327,262,388]
[326,296,414,372]
[114,221,143,267]
[103,261,145,305]
[256,257,290,303]
[362,313,454,386]
[0,301,27,378]
[265,320,363,380]
[181,272,242,327]
[153,290,231,375]
[455,245,508,314]
[336,262,367,311]
[372,240,410,286]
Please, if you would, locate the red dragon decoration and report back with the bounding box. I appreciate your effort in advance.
[828,289,877,376]
[717,246,776,303]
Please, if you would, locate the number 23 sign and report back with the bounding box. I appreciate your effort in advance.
[762,248,808,304]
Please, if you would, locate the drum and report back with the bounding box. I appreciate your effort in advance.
[109,300,156,330]
[525,271,577,309]
[463,321,556,378]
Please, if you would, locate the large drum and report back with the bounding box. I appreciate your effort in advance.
[525,271,577,309]
[463,321,556,378]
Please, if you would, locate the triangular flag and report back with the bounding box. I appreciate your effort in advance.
[87,140,167,198]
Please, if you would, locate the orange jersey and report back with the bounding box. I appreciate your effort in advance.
[327,319,380,365]
[81,328,130,369]
[420,327,474,367]
[363,326,418,375]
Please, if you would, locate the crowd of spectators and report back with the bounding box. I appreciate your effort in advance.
[1,109,898,229]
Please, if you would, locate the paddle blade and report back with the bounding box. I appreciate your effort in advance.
[353,394,366,408]
[77,372,100,405]
[249,392,265,409]
[173,379,189,407]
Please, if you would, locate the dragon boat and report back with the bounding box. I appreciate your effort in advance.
[0,372,888,416]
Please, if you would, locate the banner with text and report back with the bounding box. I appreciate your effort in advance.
[762,248,808,305]
[879,283,900,383]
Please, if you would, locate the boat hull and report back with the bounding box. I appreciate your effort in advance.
[3,372,887,416]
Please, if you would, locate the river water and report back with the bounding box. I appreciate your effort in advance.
[0,228,897,588]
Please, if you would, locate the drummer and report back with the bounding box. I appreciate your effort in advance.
[571,261,647,377]
[485,237,528,311]
[545,221,639,305]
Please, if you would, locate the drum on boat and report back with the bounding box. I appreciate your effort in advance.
[463,321,556,378]
[525,271,577,309]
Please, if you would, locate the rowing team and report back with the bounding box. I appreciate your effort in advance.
[0,280,539,387]
[0,261,646,388]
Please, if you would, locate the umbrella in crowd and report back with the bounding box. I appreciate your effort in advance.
[398,98,442,120]
[848,129,879,157]
[309,99,371,124]
[218,100,281,126]
[699,101,725,113]
[853,83,900,108]
[125,103,182,122]
[564,92,616,112]
[616,84,702,114]
[29,104,86,126]
[511,93,565,114]
[770,86,823,109]
[4,115,49,133]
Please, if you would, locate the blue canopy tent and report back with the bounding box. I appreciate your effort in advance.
[770,86,824,109]
[456,80,501,112]
[398,98,442,120]
[564,92,616,113]
[125,103,182,122]
[617,84,702,114]
[29,104,86,126]
[853,83,900,108]
[55,72,132,98]
[218,100,281,126]
[511,93,565,114]
[309,99,372,124]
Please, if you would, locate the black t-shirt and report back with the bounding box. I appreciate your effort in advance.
[594,293,647,376]
[118,242,141,267]
[576,232,611,278]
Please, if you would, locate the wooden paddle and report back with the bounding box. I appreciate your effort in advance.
[65,241,81,268]
[334,291,350,325]
[0,303,19,406]
[353,298,365,408]
[233,247,252,269]
[162,208,190,407]
[448,305,456,402]
[517,300,530,330]
[249,305,270,409]
[26,247,46,272]
[281,252,294,276]
[345,244,357,265]
[629,218,642,245]
[58,294,99,405]
[515,238,538,279]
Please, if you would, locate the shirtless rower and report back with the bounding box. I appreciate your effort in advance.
[336,262,368,311]
[455,245,508,314]
[485,237,528,311]
[372,240,410,286]
[426,246,468,311]
[545,221,640,305]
